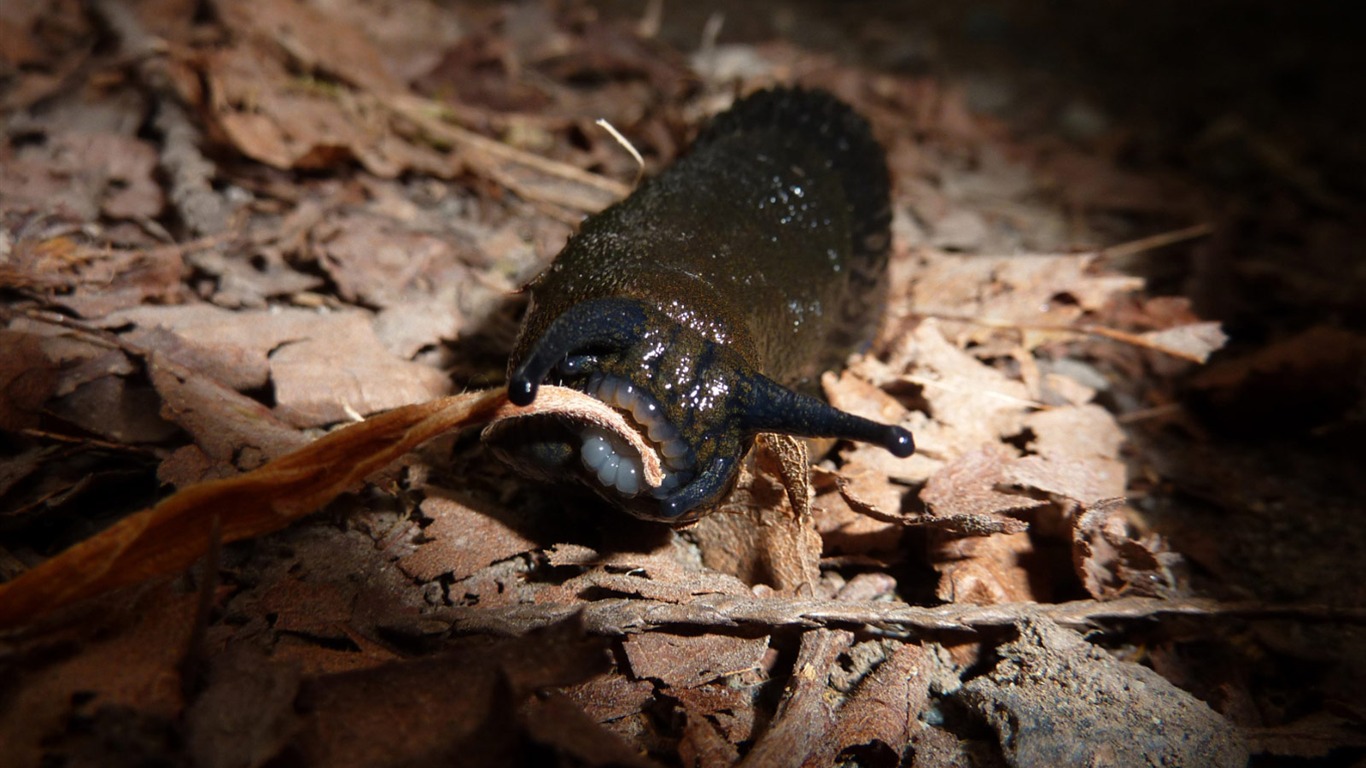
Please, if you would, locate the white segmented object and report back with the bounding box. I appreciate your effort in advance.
[596,452,621,486]
[647,419,676,442]
[632,398,658,422]
[576,374,699,498]
[580,431,613,470]
[614,462,641,495]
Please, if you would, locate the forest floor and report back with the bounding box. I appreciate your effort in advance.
[1,1,1363,766]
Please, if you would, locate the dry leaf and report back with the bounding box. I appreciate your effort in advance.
[622,632,770,689]
[1072,499,1180,599]
[802,643,931,766]
[397,492,539,583]
[0,389,506,629]
[919,444,1039,534]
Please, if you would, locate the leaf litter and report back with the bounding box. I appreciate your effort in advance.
[1,1,1363,766]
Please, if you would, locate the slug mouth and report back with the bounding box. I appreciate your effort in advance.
[578,373,694,498]
[480,384,698,520]
[499,296,914,522]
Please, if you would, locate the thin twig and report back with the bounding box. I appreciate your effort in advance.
[595,118,645,187]
[433,595,1366,639]
[385,92,631,207]
[1097,222,1214,262]
[914,313,1219,363]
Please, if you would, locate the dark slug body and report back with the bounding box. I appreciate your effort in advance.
[502,88,913,522]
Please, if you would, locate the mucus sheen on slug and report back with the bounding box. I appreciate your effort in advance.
[494,87,913,523]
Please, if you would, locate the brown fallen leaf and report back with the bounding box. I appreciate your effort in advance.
[671,681,763,750]
[311,211,466,309]
[397,491,540,583]
[1006,404,1128,504]
[545,544,754,607]
[0,587,200,768]
[1,131,164,221]
[183,645,303,768]
[802,643,931,766]
[740,629,853,767]
[886,320,1035,480]
[269,312,451,428]
[689,444,823,594]
[105,304,452,428]
[201,0,454,179]
[519,691,663,768]
[2,234,186,318]
[622,632,770,689]
[564,673,657,727]
[288,621,614,768]
[0,388,507,629]
[149,353,310,482]
[678,711,742,768]
[918,444,1039,534]
[0,329,60,430]
[932,530,1040,606]
[903,251,1144,350]
[1072,498,1180,599]
[809,467,904,557]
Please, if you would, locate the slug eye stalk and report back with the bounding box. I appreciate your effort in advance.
[508,298,649,407]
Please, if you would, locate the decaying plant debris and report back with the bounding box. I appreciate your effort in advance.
[2,1,1364,766]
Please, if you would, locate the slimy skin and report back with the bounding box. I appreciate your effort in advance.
[502,88,914,522]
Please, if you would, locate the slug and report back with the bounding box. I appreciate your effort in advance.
[494,87,914,523]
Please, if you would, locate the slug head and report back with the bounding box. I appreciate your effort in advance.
[502,298,914,523]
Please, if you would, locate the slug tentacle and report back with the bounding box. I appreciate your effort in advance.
[508,297,649,406]
[734,372,916,458]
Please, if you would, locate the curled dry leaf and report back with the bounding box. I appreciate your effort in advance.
[904,251,1144,348]
[1136,321,1228,363]
[801,643,932,766]
[0,330,60,430]
[1072,499,1180,599]
[545,544,754,606]
[148,351,310,483]
[932,531,1039,606]
[2,235,186,318]
[481,383,669,492]
[918,444,1039,534]
[809,466,904,557]
[104,304,452,429]
[0,388,508,629]
[887,320,1034,480]
[689,439,823,594]
[1007,404,1128,504]
[742,628,854,766]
